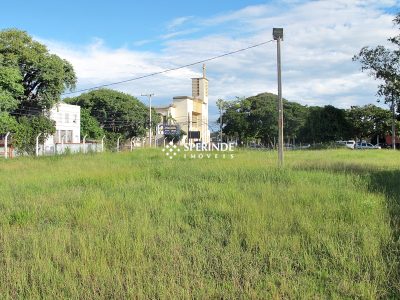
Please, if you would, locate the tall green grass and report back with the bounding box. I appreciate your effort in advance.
[0,149,399,299]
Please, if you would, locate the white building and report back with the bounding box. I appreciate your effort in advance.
[155,64,210,143]
[44,102,81,147]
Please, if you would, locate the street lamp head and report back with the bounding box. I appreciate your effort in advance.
[273,28,284,41]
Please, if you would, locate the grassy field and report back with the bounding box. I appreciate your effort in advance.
[0,149,399,299]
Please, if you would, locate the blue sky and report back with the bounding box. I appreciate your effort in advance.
[1,1,399,125]
[1,0,269,49]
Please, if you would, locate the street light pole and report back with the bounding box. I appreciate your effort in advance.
[220,109,223,143]
[142,93,154,147]
[273,28,284,167]
[391,99,396,150]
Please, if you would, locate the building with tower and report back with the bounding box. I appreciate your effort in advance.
[155,64,210,144]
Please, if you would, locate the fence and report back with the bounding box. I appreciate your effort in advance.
[0,146,14,158]
[0,133,149,159]
[41,143,103,155]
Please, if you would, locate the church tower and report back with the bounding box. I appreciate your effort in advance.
[191,64,209,143]
[191,64,208,103]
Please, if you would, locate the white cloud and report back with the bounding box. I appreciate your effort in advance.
[132,39,154,47]
[202,4,276,26]
[41,1,398,123]
[167,16,193,31]
[160,28,199,40]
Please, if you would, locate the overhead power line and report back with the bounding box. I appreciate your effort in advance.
[62,40,275,96]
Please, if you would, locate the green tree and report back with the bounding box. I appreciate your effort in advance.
[222,97,250,144]
[246,94,277,145]
[353,13,400,106]
[0,29,78,154]
[80,109,105,140]
[13,115,55,155]
[164,129,186,143]
[347,104,392,142]
[353,13,400,147]
[220,92,391,145]
[299,105,351,143]
[0,64,24,112]
[221,93,308,146]
[284,101,308,144]
[65,89,159,140]
[0,112,18,133]
[0,29,76,110]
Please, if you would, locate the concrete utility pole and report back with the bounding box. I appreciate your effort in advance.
[187,112,190,144]
[216,99,224,143]
[220,111,223,143]
[391,99,396,150]
[142,93,154,147]
[273,28,284,166]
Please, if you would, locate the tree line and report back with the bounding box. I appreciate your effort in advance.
[218,93,398,146]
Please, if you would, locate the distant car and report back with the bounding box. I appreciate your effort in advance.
[384,143,400,149]
[355,142,381,149]
[377,143,390,149]
[299,144,311,149]
[284,144,294,150]
[249,143,264,149]
[345,140,356,149]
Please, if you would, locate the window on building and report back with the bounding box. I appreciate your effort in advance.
[54,130,73,143]
[65,113,69,123]
[61,130,66,143]
[54,130,60,143]
[66,130,73,143]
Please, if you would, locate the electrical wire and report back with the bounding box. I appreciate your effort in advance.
[2,39,276,140]
[61,40,275,96]
[9,109,218,132]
